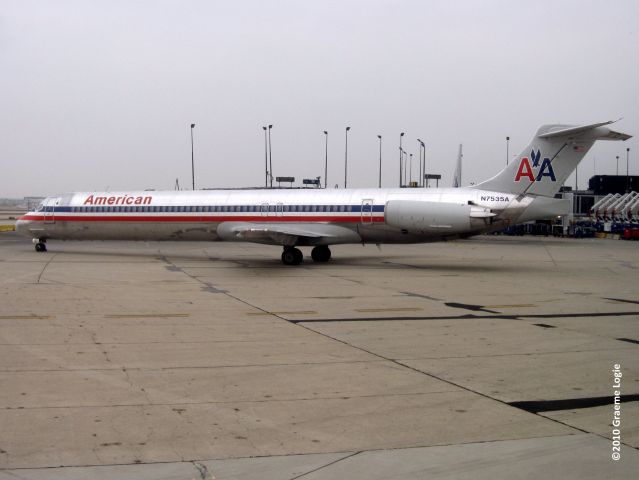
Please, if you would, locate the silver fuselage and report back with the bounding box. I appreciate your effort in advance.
[16,187,564,245]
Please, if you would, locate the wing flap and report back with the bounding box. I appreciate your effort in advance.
[216,222,361,246]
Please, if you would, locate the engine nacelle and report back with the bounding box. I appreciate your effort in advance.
[385,200,494,234]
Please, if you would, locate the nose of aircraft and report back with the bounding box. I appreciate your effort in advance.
[15,217,31,237]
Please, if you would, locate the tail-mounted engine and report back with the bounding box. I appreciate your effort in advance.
[385,200,495,234]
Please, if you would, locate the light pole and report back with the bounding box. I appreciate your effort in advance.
[421,142,426,187]
[344,127,350,188]
[417,140,422,187]
[409,153,413,185]
[268,125,273,188]
[399,132,405,187]
[616,155,619,176]
[399,147,404,188]
[417,139,424,187]
[506,136,510,166]
[190,123,196,190]
[262,126,268,187]
[627,147,631,192]
[324,131,328,188]
[403,150,407,187]
[377,135,382,188]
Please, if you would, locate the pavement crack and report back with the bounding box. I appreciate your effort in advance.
[90,332,112,364]
[122,367,152,405]
[36,253,58,284]
[541,242,558,267]
[290,451,360,479]
[193,461,215,479]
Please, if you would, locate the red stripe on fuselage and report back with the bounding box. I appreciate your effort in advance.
[19,214,385,223]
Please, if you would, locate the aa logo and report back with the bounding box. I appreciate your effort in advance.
[514,149,556,182]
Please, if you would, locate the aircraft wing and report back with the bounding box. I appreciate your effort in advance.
[216,222,362,246]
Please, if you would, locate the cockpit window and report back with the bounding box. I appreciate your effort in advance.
[35,203,44,212]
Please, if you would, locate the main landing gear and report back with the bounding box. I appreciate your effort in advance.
[281,246,332,265]
[310,245,331,263]
[33,238,47,252]
[281,246,303,265]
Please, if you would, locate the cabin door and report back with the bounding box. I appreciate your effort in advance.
[43,198,56,224]
[361,199,374,224]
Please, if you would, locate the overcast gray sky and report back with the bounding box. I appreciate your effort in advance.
[2,0,638,197]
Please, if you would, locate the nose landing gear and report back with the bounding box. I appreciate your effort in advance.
[33,238,47,252]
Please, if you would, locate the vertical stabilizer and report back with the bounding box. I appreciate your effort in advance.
[473,121,631,197]
[452,144,463,188]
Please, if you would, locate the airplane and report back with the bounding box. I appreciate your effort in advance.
[16,121,631,265]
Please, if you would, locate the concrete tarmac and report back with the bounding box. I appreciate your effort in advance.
[0,231,638,479]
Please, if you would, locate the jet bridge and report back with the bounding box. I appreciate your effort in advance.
[593,193,621,220]
[591,192,639,223]
[621,193,639,223]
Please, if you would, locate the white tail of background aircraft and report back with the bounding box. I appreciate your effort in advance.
[452,144,462,188]
[17,121,631,264]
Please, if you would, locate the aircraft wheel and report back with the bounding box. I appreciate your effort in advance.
[311,245,331,262]
[35,242,47,252]
[281,247,303,265]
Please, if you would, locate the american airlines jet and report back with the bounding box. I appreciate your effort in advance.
[17,121,631,265]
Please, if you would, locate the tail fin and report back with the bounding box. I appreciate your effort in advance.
[473,121,632,197]
[452,144,462,188]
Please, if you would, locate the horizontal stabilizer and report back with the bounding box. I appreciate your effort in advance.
[538,121,632,141]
